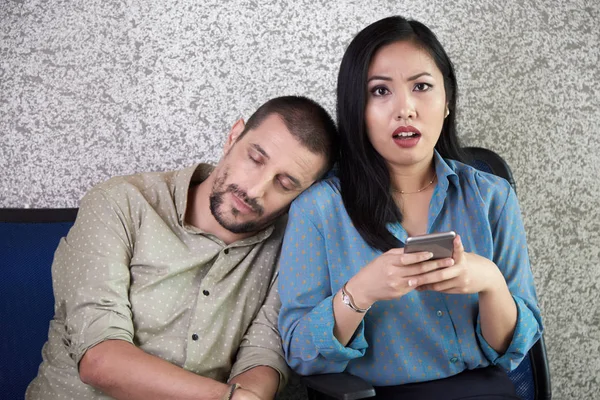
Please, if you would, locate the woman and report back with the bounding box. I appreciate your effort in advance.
[278,16,543,399]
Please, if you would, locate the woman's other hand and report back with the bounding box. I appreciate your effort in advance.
[415,234,506,294]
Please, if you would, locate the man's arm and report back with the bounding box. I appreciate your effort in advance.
[80,340,230,400]
[80,340,267,400]
[228,274,290,399]
[230,366,279,400]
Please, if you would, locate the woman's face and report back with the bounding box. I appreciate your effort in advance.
[365,40,447,170]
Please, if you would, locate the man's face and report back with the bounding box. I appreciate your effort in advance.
[209,114,327,234]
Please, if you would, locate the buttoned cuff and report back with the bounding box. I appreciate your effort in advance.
[309,296,368,361]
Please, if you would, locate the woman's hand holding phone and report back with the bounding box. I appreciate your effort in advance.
[344,246,454,310]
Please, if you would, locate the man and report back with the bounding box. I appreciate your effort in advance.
[26,96,338,400]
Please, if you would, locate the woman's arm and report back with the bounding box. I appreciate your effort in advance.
[278,201,368,375]
[413,183,543,368]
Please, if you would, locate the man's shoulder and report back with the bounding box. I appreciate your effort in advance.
[87,165,195,203]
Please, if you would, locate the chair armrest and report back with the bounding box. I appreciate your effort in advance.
[301,372,376,400]
[530,335,552,400]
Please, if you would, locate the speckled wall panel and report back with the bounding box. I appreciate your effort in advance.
[1,0,599,398]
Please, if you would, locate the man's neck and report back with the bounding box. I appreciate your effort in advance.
[184,175,254,245]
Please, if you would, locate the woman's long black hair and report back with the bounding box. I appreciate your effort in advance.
[337,16,465,252]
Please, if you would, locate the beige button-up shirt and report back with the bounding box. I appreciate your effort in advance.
[27,164,290,399]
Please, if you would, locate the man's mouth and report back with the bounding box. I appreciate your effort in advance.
[231,192,256,214]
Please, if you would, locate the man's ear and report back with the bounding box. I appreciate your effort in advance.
[224,119,246,153]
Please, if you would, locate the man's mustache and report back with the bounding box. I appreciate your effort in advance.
[227,184,264,216]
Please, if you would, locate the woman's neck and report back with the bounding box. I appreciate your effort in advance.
[389,159,436,195]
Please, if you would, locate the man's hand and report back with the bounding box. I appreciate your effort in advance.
[232,388,264,400]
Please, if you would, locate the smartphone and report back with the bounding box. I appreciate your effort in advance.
[404,231,456,260]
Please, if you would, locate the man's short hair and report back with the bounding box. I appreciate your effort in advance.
[239,96,338,176]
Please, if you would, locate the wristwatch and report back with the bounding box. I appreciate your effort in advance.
[341,283,371,313]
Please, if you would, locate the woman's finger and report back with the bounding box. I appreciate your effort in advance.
[397,251,434,266]
[412,264,461,287]
[452,234,465,262]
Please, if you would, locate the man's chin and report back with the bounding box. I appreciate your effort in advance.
[214,214,260,234]
[216,213,281,235]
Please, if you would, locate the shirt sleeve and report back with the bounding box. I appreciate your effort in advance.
[229,273,291,391]
[475,185,544,371]
[53,185,135,367]
[277,200,368,376]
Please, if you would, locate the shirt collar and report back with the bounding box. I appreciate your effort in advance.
[173,163,276,245]
[433,150,459,193]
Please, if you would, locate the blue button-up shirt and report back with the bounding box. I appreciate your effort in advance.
[278,152,543,386]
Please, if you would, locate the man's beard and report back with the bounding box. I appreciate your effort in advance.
[209,174,284,234]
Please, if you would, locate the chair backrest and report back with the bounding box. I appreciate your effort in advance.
[463,147,551,400]
[0,208,78,399]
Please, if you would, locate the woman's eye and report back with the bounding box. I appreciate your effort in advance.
[414,83,432,91]
[371,86,390,96]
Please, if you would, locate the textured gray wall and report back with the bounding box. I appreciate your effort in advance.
[1,0,599,398]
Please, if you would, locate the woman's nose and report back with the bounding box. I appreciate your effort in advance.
[395,91,416,120]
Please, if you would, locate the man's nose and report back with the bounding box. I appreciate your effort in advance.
[244,177,270,200]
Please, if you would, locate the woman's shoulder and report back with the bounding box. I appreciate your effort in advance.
[290,176,342,213]
[296,176,341,201]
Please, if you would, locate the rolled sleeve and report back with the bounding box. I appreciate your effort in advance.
[53,186,135,366]
[229,274,290,390]
[476,295,541,371]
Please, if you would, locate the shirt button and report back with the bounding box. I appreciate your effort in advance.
[203,290,210,296]
[450,357,459,363]
[192,333,199,341]
[436,310,443,317]
[224,249,230,254]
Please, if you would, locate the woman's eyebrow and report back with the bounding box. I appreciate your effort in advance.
[367,72,432,83]
[367,75,392,83]
[407,72,433,81]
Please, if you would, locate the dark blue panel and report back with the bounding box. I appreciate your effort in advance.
[0,221,74,399]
